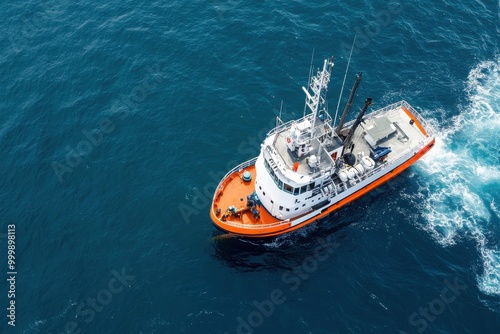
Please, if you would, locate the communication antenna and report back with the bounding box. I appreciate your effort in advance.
[303,48,315,117]
[279,100,283,119]
[333,34,357,127]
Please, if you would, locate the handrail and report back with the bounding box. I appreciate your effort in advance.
[369,100,434,137]
[267,113,314,136]
[403,101,434,137]
[220,218,291,229]
[333,135,431,194]
[214,157,258,198]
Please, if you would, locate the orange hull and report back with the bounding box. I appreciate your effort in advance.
[210,139,435,238]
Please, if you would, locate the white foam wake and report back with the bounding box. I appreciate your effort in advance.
[417,57,500,296]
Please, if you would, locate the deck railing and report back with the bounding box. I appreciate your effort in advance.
[369,100,434,137]
[215,157,258,194]
[267,114,310,136]
[221,218,291,229]
[333,137,430,195]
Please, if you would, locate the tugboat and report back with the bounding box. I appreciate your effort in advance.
[210,56,435,237]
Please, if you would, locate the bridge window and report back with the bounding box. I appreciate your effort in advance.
[264,158,284,190]
[284,183,293,194]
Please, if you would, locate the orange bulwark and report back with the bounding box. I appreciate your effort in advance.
[402,106,428,137]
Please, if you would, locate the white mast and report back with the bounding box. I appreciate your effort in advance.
[301,56,334,138]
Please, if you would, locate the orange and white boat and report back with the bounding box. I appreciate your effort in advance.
[210,56,435,237]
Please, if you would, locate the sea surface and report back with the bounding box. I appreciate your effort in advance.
[1,1,499,333]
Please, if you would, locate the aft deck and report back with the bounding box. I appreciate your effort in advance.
[349,104,430,161]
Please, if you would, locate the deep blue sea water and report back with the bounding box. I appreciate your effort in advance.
[1,0,499,333]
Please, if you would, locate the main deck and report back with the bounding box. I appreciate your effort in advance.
[351,104,429,160]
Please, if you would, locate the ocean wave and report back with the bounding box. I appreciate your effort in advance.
[417,57,500,296]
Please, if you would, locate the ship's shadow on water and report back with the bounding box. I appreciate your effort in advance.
[211,207,364,272]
